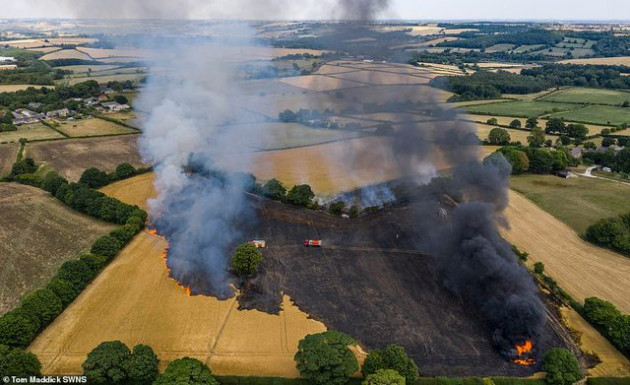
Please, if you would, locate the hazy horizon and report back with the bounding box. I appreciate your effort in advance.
[4,0,630,22]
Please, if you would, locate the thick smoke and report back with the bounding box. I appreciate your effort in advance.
[337,0,391,21]
[136,27,271,298]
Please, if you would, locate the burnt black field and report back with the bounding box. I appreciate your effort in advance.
[191,192,580,377]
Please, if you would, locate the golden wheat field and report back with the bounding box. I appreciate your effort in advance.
[502,191,630,313]
[40,49,93,61]
[558,57,630,66]
[28,176,338,377]
[560,307,630,377]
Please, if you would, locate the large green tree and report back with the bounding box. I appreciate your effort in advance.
[294,330,359,385]
[488,127,511,145]
[20,288,62,326]
[262,178,286,201]
[82,341,131,384]
[527,127,546,148]
[504,149,529,174]
[0,345,42,376]
[46,278,78,307]
[90,236,122,259]
[0,310,40,348]
[231,242,264,275]
[153,357,218,385]
[361,344,419,384]
[79,167,110,189]
[287,184,315,207]
[542,348,582,385]
[363,369,406,385]
[124,344,159,385]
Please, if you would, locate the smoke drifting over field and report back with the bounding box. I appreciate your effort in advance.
[95,0,544,360]
[136,27,269,298]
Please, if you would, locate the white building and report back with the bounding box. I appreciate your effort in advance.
[101,102,130,112]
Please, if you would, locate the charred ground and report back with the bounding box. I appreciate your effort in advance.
[178,187,579,377]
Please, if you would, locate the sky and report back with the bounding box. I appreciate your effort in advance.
[3,0,630,21]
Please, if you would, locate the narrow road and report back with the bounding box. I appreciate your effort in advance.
[578,165,630,186]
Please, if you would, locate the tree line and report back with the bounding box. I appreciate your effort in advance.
[0,169,147,354]
[434,64,630,101]
[581,297,630,358]
[436,29,564,49]
[0,79,101,112]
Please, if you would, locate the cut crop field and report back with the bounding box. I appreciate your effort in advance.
[502,190,630,314]
[467,101,583,117]
[0,144,18,175]
[29,177,328,377]
[53,118,137,137]
[561,307,630,377]
[559,57,630,66]
[59,73,146,86]
[0,84,51,92]
[0,122,65,142]
[546,105,630,126]
[509,174,630,234]
[230,122,368,151]
[40,49,94,61]
[0,183,115,315]
[26,135,146,181]
[540,88,630,106]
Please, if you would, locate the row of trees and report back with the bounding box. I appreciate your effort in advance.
[495,145,576,174]
[436,63,630,101]
[81,340,223,384]
[586,212,630,256]
[79,163,148,189]
[581,298,630,358]
[544,119,589,139]
[294,330,418,385]
[436,29,564,49]
[293,330,581,385]
[0,169,147,350]
[0,79,101,112]
[433,71,551,101]
[260,178,316,208]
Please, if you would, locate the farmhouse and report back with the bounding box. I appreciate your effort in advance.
[46,108,71,118]
[101,102,130,112]
[0,56,15,62]
[570,147,582,159]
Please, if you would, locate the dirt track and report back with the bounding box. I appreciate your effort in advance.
[503,191,630,313]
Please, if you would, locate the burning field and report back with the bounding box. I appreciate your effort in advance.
[30,172,577,377]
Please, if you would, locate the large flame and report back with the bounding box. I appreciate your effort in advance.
[512,340,535,366]
[147,228,193,296]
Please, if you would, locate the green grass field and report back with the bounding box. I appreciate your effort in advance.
[467,101,583,118]
[545,105,630,126]
[510,174,630,234]
[541,88,630,106]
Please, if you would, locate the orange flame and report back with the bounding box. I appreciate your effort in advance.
[513,340,535,366]
[153,230,193,296]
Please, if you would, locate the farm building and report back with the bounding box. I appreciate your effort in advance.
[101,102,130,112]
[12,108,44,125]
[46,108,71,118]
